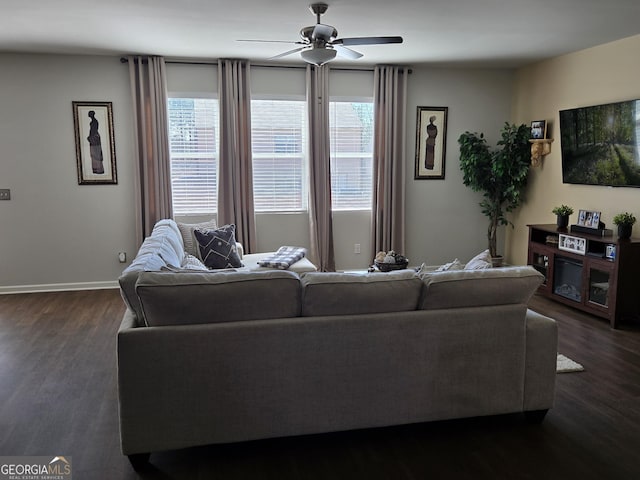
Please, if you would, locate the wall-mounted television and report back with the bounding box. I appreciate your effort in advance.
[559,99,640,187]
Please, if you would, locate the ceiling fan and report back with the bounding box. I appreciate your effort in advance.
[238,3,403,66]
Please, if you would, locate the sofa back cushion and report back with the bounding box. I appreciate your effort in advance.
[300,270,423,317]
[136,270,302,326]
[419,266,543,310]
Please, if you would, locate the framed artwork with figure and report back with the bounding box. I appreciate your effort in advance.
[73,101,117,185]
[415,106,448,179]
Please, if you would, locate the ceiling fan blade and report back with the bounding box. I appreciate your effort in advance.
[334,44,363,60]
[269,46,307,60]
[237,39,303,44]
[333,36,403,46]
[312,23,337,41]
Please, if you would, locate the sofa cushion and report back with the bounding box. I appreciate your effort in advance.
[160,253,210,273]
[436,258,463,271]
[464,249,493,270]
[194,224,243,269]
[300,270,423,317]
[181,253,209,270]
[136,270,302,326]
[419,266,543,310]
[177,218,217,258]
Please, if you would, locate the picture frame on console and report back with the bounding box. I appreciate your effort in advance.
[415,106,448,180]
[73,101,117,185]
[577,209,601,229]
[558,233,586,255]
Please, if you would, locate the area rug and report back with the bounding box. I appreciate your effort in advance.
[557,354,584,373]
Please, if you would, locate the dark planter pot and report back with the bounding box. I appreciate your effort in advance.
[556,214,569,229]
[618,224,633,240]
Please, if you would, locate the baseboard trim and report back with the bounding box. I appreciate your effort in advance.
[0,281,119,295]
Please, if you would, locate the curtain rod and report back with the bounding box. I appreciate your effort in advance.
[119,57,411,73]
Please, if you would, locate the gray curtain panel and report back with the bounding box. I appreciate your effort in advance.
[372,65,408,256]
[128,55,173,246]
[306,65,335,272]
[217,59,258,253]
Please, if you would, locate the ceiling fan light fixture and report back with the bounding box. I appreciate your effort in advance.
[301,47,337,65]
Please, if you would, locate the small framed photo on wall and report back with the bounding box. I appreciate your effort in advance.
[530,120,547,139]
[73,101,117,185]
[415,106,448,180]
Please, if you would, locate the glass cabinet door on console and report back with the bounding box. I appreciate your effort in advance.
[587,264,613,312]
[531,252,549,286]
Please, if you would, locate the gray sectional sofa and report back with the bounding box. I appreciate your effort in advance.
[117,219,558,467]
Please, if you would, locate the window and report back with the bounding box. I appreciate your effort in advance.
[167,97,219,216]
[329,101,374,211]
[167,96,371,215]
[251,98,307,212]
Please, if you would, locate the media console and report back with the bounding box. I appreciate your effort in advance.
[527,224,640,328]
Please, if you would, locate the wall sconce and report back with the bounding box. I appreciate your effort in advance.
[529,139,553,167]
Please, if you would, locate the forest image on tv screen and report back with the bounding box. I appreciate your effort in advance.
[560,100,640,187]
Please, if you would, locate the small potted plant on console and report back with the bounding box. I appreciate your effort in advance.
[552,205,574,229]
[613,212,636,240]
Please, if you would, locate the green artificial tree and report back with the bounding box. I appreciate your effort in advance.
[458,123,531,258]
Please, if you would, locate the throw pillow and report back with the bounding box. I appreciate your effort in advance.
[181,253,210,271]
[464,249,493,270]
[177,219,218,258]
[194,224,244,269]
[436,258,463,271]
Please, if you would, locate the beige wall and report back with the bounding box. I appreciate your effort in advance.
[406,66,514,267]
[508,34,640,266]
[0,53,137,292]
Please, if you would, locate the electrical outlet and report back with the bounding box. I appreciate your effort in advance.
[0,189,10,200]
[354,243,361,254]
[118,252,127,263]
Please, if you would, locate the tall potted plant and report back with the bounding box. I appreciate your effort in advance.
[458,123,531,260]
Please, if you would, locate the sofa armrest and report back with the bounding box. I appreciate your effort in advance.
[236,242,244,259]
[523,309,558,411]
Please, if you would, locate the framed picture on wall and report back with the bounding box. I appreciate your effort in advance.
[72,101,117,185]
[415,106,448,180]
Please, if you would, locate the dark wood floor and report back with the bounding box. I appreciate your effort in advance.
[2,289,640,479]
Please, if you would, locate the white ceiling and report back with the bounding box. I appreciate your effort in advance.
[2,0,640,68]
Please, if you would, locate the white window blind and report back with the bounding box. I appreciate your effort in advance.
[251,99,307,212]
[329,101,374,211]
[167,97,219,216]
